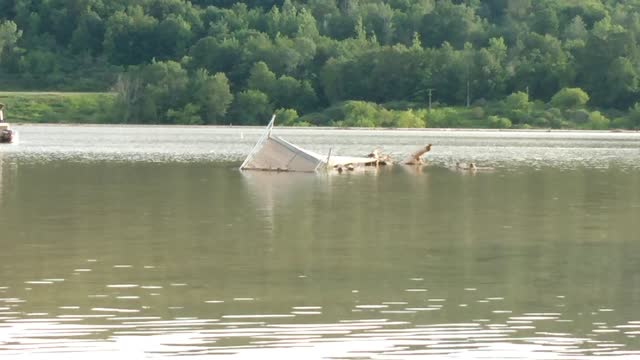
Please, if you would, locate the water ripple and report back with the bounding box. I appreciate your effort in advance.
[3,126,640,170]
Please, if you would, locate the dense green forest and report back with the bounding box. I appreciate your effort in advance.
[1,0,640,129]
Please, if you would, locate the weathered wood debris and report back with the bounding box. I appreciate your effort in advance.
[403,144,432,165]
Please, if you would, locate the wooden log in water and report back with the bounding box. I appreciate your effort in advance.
[404,144,432,165]
[365,148,393,166]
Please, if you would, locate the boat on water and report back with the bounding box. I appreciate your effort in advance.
[0,104,14,144]
[240,115,431,173]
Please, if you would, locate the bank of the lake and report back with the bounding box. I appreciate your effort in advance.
[0,92,117,123]
[1,91,639,130]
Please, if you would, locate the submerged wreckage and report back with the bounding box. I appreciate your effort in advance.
[240,116,432,173]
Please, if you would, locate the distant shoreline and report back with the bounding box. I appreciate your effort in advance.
[1,91,638,131]
[10,122,640,133]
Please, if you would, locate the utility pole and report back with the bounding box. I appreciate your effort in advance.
[466,80,470,108]
[427,88,435,111]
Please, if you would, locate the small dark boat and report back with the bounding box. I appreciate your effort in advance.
[0,103,14,144]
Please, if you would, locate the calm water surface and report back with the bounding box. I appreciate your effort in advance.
[1,125,640,359]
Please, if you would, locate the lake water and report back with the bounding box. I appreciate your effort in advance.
[1,125,640,359]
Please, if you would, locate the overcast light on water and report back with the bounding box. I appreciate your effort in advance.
[1,125,640,359]
[3,125,640,168]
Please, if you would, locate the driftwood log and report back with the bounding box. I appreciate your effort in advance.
[366,149,393,166]
[367,149,381,158]
[404,144,432,165]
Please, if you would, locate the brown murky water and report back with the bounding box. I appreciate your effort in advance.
[1,125,639,359]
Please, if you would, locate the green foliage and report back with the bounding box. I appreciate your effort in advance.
[488,115,512,129]
[502,91,531,124]
[189,36,242,76]
[191,70,233,124]
[230,90,273,125]
[138,60,190,123]
[628,102,640,129]
[393,110,425,128]
[504,92,530,112]
[324,101,426,128]
[340,101,381,127]
[247,62,276,94]
[0,21,22,60]
[420,0,487,48]
[427,108,458,128]
[566,109,591,124]
[103,6,158,65]
[587,111,609,130]
[111,60,236,124]
[0,0,640,129]
[611,117,631,129]
[275,108,308,126]
[551,88,590,109]
[167,103,202,125]
[536,107,566,129]
[70,11,105,56]
[297,111,331,126]
[0,92,117,123]
[247,61,317,113]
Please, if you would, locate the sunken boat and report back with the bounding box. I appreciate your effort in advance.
[240,116,431,173]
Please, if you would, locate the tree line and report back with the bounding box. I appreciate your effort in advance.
[1,0,640,128]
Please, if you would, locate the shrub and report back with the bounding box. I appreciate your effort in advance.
[426,107,462,128]
[588,111,609,130]
[340,101,381,127]
[505,92,530,112]
[471,106,485,119]
[611,117,631,129]
[298,112,330,126]
[394,110,425,128]
[566,109,591,124]
[628,102,640,129]
[167,103,203,125]
[550,87,590,109]
[532,117,550,127]
[275,108,299,126]
[488,115,512,129]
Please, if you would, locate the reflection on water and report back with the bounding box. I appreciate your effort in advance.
[0,155,3,205]
[1,126,640,359]
[241,171,326,232]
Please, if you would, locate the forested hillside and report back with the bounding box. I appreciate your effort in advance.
[1,0,640,128]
